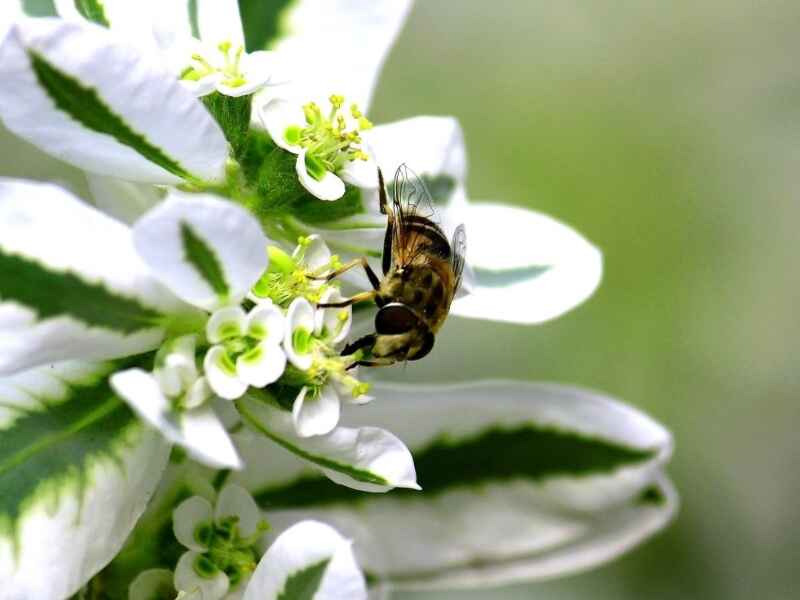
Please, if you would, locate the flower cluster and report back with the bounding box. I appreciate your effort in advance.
[0,2,676,599]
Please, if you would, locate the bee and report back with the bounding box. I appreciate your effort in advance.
[315,164,467,367]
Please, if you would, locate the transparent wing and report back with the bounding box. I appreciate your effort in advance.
[390,164,444,265]
[450,224,467,294]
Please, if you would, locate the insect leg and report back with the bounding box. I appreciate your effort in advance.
[340,334,376,356]
[346,358,395,370]
[308,257,381,290]
[317,290,376,308]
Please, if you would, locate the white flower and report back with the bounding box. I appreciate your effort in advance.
[173,38,285,99]
[259,96,378,201]
[134,489,367,600]
[282,293,368,438]
[204,304,287,400]
[55,0,286,98]
[172,485,267,600]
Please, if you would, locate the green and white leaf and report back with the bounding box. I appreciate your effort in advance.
[234,381,675,589]
[0,360,171,599]
[243,520,367,600]
[0,179,198,375]
[235,392,419,493]
[132,191,270,310]
[0,18,229,184]
[247,0,413,111]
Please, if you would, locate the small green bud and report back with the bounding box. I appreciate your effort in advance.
[267,246,296,275]
[194,554,219,579]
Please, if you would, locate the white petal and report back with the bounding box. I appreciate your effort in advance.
[235,395,419,493]
[204,346,249,400]
[269,0,413,111]
[182,71,224,98]
[297,234,332,272]
[315,289,352,344]
[174,551,230,600]
[243,50,285,84]
[0,179,194,375]
[111,368,242,468]
[292,385,341,438]
[258,98,304,153]
[132,192,269,309]
[215,52,278,97]
[214,484,261,538]
[283,297,316,370]
[246,303,285,346]
[242,521,367,600]
[129,569,175,600]
[206,306,247,344]
[339,154,379,189]
[0,19,228,183]
[236,341,286,388]
[451,203,603,324]
[195,0,244,47]
[0,362,170,599]
[173,496,214,552]
[86,174,163,225]
[296,150,346,201]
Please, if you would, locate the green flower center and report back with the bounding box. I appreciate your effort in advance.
[285,94,373,180]
[191,516,269,588]
[251,242,343,306]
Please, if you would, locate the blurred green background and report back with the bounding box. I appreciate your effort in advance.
[2,2,797,598]
[370,1,800,599]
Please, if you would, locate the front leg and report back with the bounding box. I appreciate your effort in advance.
[317,290,377,308]
[307,256,381,291]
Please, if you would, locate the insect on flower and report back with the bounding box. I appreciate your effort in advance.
[314,164,467,366]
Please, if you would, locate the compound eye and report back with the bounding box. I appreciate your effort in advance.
[409,331,435,361]
[375,303,420,335]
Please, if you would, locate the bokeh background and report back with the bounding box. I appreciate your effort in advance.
[370,1,800,599]
[2,2,797,599]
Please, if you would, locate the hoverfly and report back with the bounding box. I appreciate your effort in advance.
[315,164,466,367]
